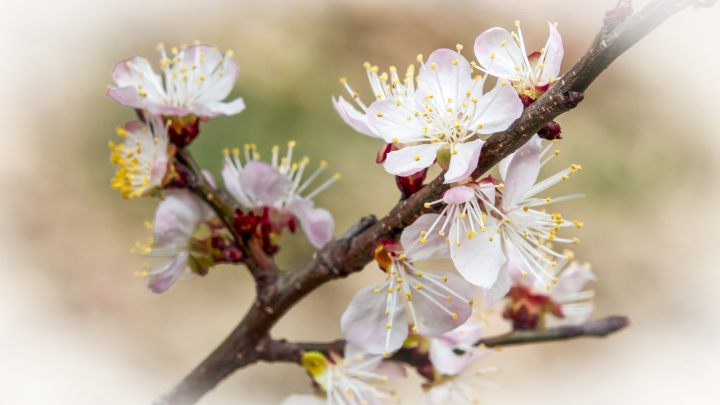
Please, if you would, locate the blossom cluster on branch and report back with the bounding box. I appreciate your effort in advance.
[100,0,715,401]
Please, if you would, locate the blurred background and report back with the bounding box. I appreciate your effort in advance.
[1,0,718,403]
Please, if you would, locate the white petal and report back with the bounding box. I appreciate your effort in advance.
[474,27,524,79]
[539,22,564,83]
[472,81,523,134]
[553,264,596,297]
[501,134,542,210]
[148,251,188,294]
[429,338,476,376]
[416,49,474,109]
[412,270,473,334]
[402,214,450,261]
[383,143,442,177]
[221,157,253,206]
[152,190,205,247]
[444,139,484,184]
[426,383,452,405]
[341,284,408,355]
[367,98,426,144]
[449,218,506,288]
[479,262,511,308]
[332,96,381,138]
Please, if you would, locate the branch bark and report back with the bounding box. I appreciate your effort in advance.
[155,1,707,403]
[259,315,631,363]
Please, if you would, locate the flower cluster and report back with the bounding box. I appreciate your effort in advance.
[106,19,601,405]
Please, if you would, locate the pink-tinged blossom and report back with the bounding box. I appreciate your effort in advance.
[367,47,522,183]
[333,63,417,139]
[133,189,219,294]
[475,21,564,99]
[419,181,505,290]
[425,342,497,405]
[221,142,337,248]
[106,43,245,118]
[341,214,474,357]
[109,114,175,199]
[507,252,596,328]
[282,345,405,405]
[427,318,485,376]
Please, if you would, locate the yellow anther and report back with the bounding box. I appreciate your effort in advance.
[386,323,391,330]
[549,77,554,83]
[414,155,421,161]
[447,107,452,112]
[546,197,552,203]
[222,147,230,156]
[116,126,128,137]
[320,160,328,169]
[554,22,558,27]
[515,65,520,71]
[374,289,379,294]
[431,63,437,70]
[363,62,371,68]
[460,213,466,218]
[412,326,418,333]
[456,242,461,247]
[524,232,528,237]
[562,175,569,180]
[551,261,557,266]
[453,60,459,65]
[134,271,148,277]
[481,227,486,232]
[504,218,511,223]
[490,52,496,59]
[547,284,552,290]
[489,237,494,241]
[333,173,341,180]
[388,287,393,294]
[416,271,423,276]
[541,47,546,54]
[496,229,501,234]
[451,149,458,155]
[396,100,401,106]
[522,271,527,277]
[452,313,457,320]
[399,254,406,261]
[447,295,453,302]
[417,54,423,62]
[501,40,507,47]
[377,112,384,117]
[573,237,580,244]
[389,66,397,72]
[515,20,520,27]
[517,40,521,45]
[397,278,403,283]
[442,276,447,282]
[498,183,504,189]
[339,77,347,83]
[384,352,389,358]
[416,285,422,290]
[501,81,507,86]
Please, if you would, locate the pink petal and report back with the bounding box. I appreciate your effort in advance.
[442,186,476,205]
[480,262,511,307]
[286,197,334,248]
[367,98,425,144]
[472,81,523,135]
[402,214,451,262]
[443,139,484,184]
[332,96,381,138]
[191,98,246,117]
[149,251,188,294]
[429,338,477,376]
[221,158,253,207]
[501,135,542,210]
[384,143,442,177]
[553,264,596,297]
[106,86,147,111]
[152,190,206,247]
[474,27,524,79]
[412,270,473,334]
[539,22,564,83]
[239,160,293,205]
[341,284,409,355]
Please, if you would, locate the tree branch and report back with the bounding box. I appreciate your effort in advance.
[259,316,630,363]
[154,1,708,403]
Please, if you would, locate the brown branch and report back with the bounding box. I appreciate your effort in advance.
[154,1,707,403]
[259,316,630,364]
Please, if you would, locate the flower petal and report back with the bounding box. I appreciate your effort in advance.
[501,134,542,210]
[239,160,293,205]
[472,81,523,135]
[341,284,408,355]
[191,98,246,118]
[402,214,450,261]
[416,49,474,109]
[221,157,253,206]
[449,218,506,288]
[429,338,476,376]
[442,186,476,205]
[384,143,442,177]
[426,383,452,405]
[553,264,596,297]
[412,270,473,334]
[148,251,188,294]
[479,262,511,308]
[286,197,334,248]
[367,98,426,144]
[332,96,381,138]
[539,22,564,83]
[474,27,524,79]
[152,190,206,247]
[444,139,484,184]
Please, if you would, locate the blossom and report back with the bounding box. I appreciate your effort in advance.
[333,63,417,139]
[341,214,474,357]
[132,189,222,293]
[106,43,245,118]
[426,318,485,376]
[366,47,522,183]
[281,345,405,405]
[505,256,596,329]
[221,142,337,248]
[474,20,563,99]
[425,342,497,405]
[419,136,584,305]
[109,114,175,199]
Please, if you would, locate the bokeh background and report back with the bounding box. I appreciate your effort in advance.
[2,0,719,403]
